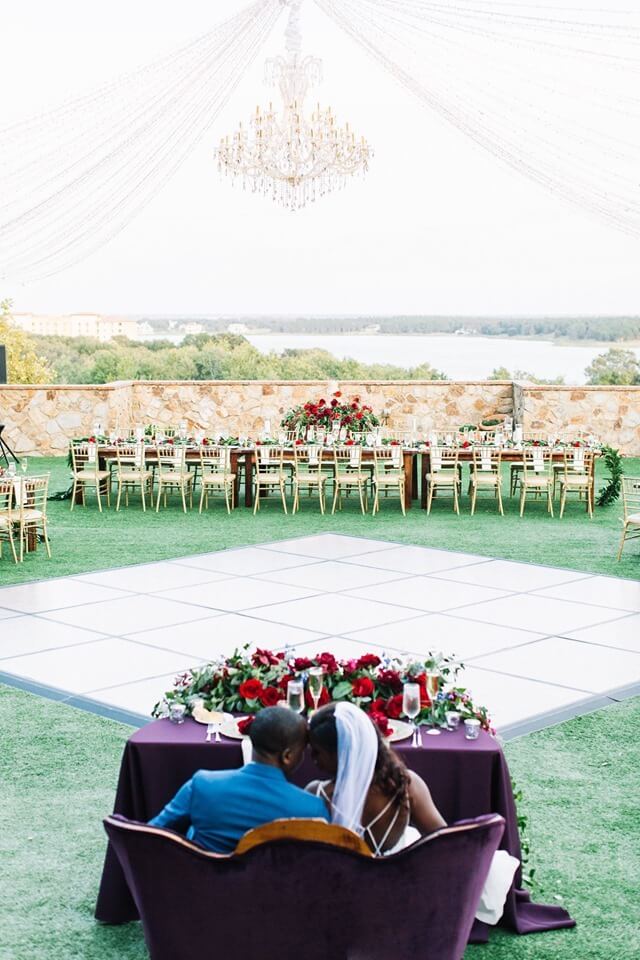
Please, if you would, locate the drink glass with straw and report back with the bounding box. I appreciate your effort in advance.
[425,671,441,735]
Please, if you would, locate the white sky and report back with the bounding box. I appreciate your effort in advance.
[1,0,639,317]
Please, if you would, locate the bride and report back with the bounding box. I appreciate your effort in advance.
[306,702,518,924]
[306,701,445,855]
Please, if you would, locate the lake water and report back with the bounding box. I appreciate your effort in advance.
[246,334,638,384]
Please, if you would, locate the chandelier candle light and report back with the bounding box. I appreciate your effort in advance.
[214,0,372,209]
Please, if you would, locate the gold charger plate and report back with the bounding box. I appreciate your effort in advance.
[387,719,414,742]
[191,706,232,726]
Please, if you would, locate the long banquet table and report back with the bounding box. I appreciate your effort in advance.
[95,719,575,944]
[421,447,599,511]
[91,446,418,510]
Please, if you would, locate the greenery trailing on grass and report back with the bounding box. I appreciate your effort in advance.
[596,445,624,506]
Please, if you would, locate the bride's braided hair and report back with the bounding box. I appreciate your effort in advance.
[309,704,411,810]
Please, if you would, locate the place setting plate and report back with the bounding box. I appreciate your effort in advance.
[387,719,414,742]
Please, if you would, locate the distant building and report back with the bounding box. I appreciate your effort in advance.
[178,322,205,335]
[12,313,140,341]
[227,322,250,334]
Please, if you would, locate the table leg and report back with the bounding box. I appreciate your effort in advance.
[403,453,413,510]
[421,452,430,509]
[244,451,254,508]
[411,454,418,501]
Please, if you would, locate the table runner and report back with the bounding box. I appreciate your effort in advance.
[95,719,575,942]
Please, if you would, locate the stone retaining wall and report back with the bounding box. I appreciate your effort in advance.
[0,379,638,456]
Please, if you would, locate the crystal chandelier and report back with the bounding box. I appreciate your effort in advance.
[214,0,372,210]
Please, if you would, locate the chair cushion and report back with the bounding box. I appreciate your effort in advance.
[75,469,110,480]
[20,509,44,520]
[627,513,640,525]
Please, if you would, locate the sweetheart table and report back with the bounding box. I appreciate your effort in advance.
[95,719,574,944]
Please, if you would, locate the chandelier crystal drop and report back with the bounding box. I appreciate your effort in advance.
[214,0,372,210]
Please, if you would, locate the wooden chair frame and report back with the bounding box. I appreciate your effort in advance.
[0,479,18,563]
[427,447,461,515]
[372,447,405,516]
[70,441,111,512]
[115,444,154,512]
[16,474,51,562]
[155,445,194,513]
[332,446,369,515]
[253,446,288,515]
[469,447,503,516]
[617,476,640,560]
[199,445,235,514]
[519,448,554,518]
[558,449,594,519]
[292,445,327,514]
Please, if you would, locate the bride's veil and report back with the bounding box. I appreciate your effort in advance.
[331,702,378,835]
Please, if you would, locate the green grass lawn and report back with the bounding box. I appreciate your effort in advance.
[1,456,638,587]
[1,684,638,960]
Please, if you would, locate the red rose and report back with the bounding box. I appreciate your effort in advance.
[356,412,363,420]
[88,436,96,443]
[353,396,360,403]
[333,390,342,398]
[202,437,209,445]
[239,678,263,701]
[305,686,330,709]
[416,673,432,708]
[377,669,403,693]
[352,676,375,699]
[385,693,404,719]
[390,440,400,446]
[318,398,326,405]
[278,673,295,692]
[295,439,303,445]
[259,685,282,707]
[293,656,313,671]
[369,697,388,715]
[252,648,281,667]
[317,652,339,674]
[370,710,392,738]
[351,402,358,410]
[462,440,470,448]
[345,439,354,446]
[237,716,255,736]
[331,399,339,408]
[356,653,381,670]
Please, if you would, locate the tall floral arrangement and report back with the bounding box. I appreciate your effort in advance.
[152,646,493,734]
[281,391,379,435]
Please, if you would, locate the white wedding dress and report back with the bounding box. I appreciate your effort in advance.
[318,704,518,926]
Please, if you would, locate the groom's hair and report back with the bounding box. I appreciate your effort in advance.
[250,706,307,757]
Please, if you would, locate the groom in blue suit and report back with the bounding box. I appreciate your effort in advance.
[149,706,327,853]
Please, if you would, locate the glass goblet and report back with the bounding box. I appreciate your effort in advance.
[402,682,421,748]
[425,671,441,735]
[307,667,324,714]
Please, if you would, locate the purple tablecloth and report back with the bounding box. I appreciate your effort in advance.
[95,719,574,942]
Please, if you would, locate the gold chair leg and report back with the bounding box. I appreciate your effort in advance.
[560,487,566,518]
[470,484,476,516]
[548,486,554,518]
[70,481,77,511]
[519,487,526,517]
[96,484,102,513]
[497,484,504,516]
[617,523,627,561]
[181,485,187,513]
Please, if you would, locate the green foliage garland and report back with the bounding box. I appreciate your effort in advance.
[596,445,623,506]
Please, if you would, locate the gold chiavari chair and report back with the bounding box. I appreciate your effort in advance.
[332,445,369,515]
[155,444,194,513]
[617,477,640,560]
[372,446,405,516]
[469,447,503,516]
[558,448,594,519]
[115,443,154,512]
[16,474,51,562]
[69,441,111,512]
[0,478,18,563]
[426,447,461,515]
[519,447,554,518]
[254,445,288,515]
[199,445,236,514]
[292,444,327,514]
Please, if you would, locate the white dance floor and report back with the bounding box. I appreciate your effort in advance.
[1,534,639,737]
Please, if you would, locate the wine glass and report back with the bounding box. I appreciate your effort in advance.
[20,458,28,474]
[425,671,441,735]
[402,682,421,748]
[307,667,324,714]
[286,679,304,714]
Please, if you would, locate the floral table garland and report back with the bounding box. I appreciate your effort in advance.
[152,646,493,736]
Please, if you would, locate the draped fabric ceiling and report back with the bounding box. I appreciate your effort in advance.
[1,0,638,280]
